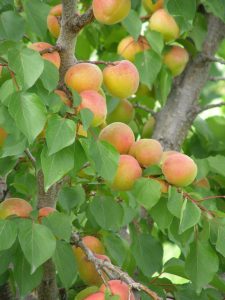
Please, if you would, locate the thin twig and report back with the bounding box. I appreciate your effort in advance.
[197,102,225,113]
[209,76,225,81]
[77,60,116,66]
[71,6,94,33]
[140,15,151,22]
[133,103,156,116]
[39,45,61,55]
[204,55,225,65]
[71,233,161,300]
[24,148,36,168]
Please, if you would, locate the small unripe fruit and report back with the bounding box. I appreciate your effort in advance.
[163,46,189,77]
[47,4,62,38]
[194,178,210,189]
[73,236,106,286]
[112,155,142,191]
[99,122,135,154]
[29,42,60,69]
[83,292,105,300]
[129,139,163,167]
[0,198,32,219]
[100,280,135,300]
[142,0,164,13]
[0,128,8,147]
[93,0,131,25]
[103,60,139,99]
[107,99,134,124]
[149,9,179,42]
[65,63,103,93]
[79,91,107,127]
[162,153,197,187]
[117,36,150,62]
[54,90,72,107]
[142,117,155,138]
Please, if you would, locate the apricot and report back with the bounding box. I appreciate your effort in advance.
[98,122,135,154]
[79,90,107,127]
[149,9,180,42]
[143,0,164,12]
[117,36,150,62]
[92,0,131,25]
[107,99,134,124]
[103,60,139,99]
[83,292,105,300]
[0,128,8,147]
[163,46,189,77]
[194,178,210,189]
[100,280,135,300]
[76,287,99,300]
[54,90,72,107]
[47,4,62,38]
[112,155,142,191]
[129,139,163,167]
[38,207,56,223]
[73,236,106,286]
[65,63,103,93]
[29,42,60,69]
[142,116,155,138]
[162,153,197,187]
[0,198,32,219]
[149,177,169,193]
[161,150,178,164]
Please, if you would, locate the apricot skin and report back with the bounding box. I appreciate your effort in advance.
[73,236,106,286]
[29,42,60,69]
[112,155,142,191]
[47,4,62,38]
[38,207,56,223]
[100,280,135,300]
[98,122,135,154]
[117,36,150,62]
[107,99,135,124]
[149,9,180,42]
[162,153,197,187]
[64,63,103,93]
[79,90,107,127]
[161,151,178,164]
[54,90,72,107]
[83,292,105,300]
[142,0,164,12]
[129,139,163,167]
[150,177,169,193]
[103,60,139,99]
[93,0,131,25]
[142,117,155,138]
[163,46,189,77]
[0,198,32,219]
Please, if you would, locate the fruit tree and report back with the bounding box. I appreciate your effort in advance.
[0,0,225,300]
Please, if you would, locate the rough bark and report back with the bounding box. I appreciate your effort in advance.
[0,283,13,300]
[153,14,225,150]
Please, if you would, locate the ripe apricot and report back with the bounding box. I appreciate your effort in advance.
[100,280,135,300]
[93,0,131,25]
[54,90,72,107]
[47,4,62,38]
[162,153,197,187]
[0,198,32,219]
[103,60,139,99]
[142,0,164,12]
[98,122,135,154]
[107,99,134,124]
[163,46,189,77]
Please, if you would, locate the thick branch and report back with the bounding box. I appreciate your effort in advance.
[71,7,94,33]
[153,14,225,150]
[71,233,161,300]
[204,55,225,65]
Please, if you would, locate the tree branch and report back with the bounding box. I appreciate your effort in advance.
[71,6,94,33]
[71,232,161,300]
[209,76,225,81]
[133,103,156,116]
[24,148,36,168]
[197,101,225,113]
[204,55,225,65]
[153,14,225,150]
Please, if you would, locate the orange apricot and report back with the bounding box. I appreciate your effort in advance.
[47,4,62,38]
[163,46,189,77]
[142,0,164,12]
[100,280,135,300]
[0,198,32,219]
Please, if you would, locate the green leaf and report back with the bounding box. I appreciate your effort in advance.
[135,50,162,89]
[57,185,86,211]
[41,145,74,190]
[185,240,219,292]
[53,240,77,289]
[8,92,47,144]
[131,178,161,210]
[89,196,123,231]
[103,234,127,267]
[0,220,17,251]
[18,219,56,272]
[207,155,225,177]
[42,212,72,242]
[0,79,16,105]
[150,198,174,230]
[167,187,183,218]
[87,139,119,182]
[155,66,172,106]
[14,248,43,296]
[131,233,163,277]
[22,0,49,39]
[179,199,201,233]
[1,132,27,158]
[166,0,196,22]
[122,10,142,40]
[80,108,94,131]
[201,0,225,22]
[145,31,164,54]
[40,60,59,92]
[216,225,225,257]
[8,48,44,90]
[46,115,76,155]
[0,11,25,41]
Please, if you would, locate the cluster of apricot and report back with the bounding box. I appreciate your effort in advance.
[98,122,197,191]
